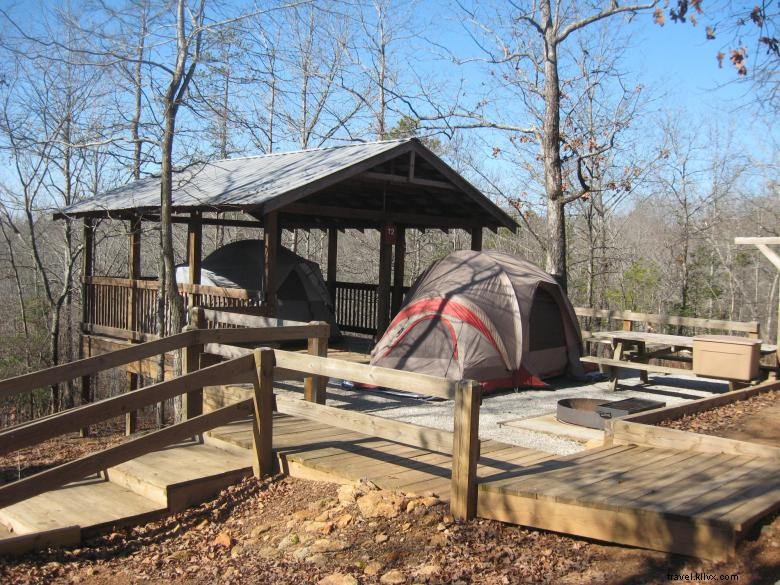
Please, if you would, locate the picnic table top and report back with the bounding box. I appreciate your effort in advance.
[589,330,777,354]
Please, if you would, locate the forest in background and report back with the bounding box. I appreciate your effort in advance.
[0,0,777,417]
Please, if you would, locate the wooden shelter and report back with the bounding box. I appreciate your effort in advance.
[58,138,517,342]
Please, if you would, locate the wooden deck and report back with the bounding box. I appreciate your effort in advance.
[207,415,553,498]
[208,414,779,560]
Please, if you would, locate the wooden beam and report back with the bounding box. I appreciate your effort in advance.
[755,243,780,272]
[377,227,393,336]
[470,227,482,251]
[303,328,328,404]
[251,349,275,477]
[327,228,338,305]
[283,203,489,229]
[0,400,253,511]
[275,394,454,454]
[182,307,204,420]
[79,217,95,437]
[263,211,279,316]
[734,237,780,246]
[615,379,780,425]
[608,419,780,461]
[272,349,459,399]
[259,142,414,215]
[0,330,198,401]
[573,307,761,335]
[451,380,480,520]
[187,211,203,309]
[200,324,331,345]
[391,226,406,316]
[359,171,459,191]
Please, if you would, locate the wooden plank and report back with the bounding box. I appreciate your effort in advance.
[734,236,780,246]
[0,400,253,510]
[451,381,480,520]
[199,324,330,345]
[576,450,717,509]
[476,490,735,561]
[0,330,197,401]
[656,457,773,516]
[617,379,780,425]
[580,355,690,375]
[251,349,275,477]
[609,420,780,460]
[200,309,319,330]
[275,395,454,454]
[273,350,460,400]
[574,307,760,334]
[0,355,256,456]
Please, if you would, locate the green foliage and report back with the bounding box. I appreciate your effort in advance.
[386,116,442,153]
[606,259,662,311]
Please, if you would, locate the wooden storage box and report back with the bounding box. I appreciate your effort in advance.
[692,335,760,381]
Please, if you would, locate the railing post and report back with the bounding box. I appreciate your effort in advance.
[451,380,480,521]
[304,322,329,404]
[251,348,275,477]
[182,306,204,420]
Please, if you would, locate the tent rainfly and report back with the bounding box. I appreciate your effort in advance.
[370,251,585,390]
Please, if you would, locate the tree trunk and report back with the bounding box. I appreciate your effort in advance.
[540,1,567,289]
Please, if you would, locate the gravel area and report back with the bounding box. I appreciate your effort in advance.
[277,370,732,456]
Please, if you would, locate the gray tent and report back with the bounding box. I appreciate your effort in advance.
[371,251,583,390]
[175,239,341,338]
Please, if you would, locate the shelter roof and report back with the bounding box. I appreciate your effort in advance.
[58,138,517,231]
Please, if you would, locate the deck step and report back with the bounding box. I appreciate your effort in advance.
[107,440,253,512]
[0,477,166,544]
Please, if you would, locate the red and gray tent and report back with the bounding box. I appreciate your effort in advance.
[370,251,584,390]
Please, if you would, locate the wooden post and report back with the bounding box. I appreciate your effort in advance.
[263,211,279,317]
[187,211,202,309]
[304,324,329,404]
[470,227,482,252]
[451,380,480,521]
[377,226,393,337]
[327,227,338,306]
[182,306,203,420]
[125,215,142,435]
[79,218,95,438]
[251,348,275,477]
[391,226,406,316]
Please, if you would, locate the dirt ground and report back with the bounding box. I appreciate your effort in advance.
[1,391,779,585]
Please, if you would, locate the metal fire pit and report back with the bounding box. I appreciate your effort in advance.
[556,398,611,430]
[595,397,666,420]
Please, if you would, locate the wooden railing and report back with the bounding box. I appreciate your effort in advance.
[333,281,379,334]
[0,321,482,521]
[84,276,263,339]
[203,344,482,520]
[575,307,761,345]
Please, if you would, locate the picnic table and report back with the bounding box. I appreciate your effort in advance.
[581,330,778,391]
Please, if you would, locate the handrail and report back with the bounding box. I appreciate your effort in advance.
[574,307,760,335]
[0,330,198,401]
[0,355,256,456]
[0,323,329,403]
